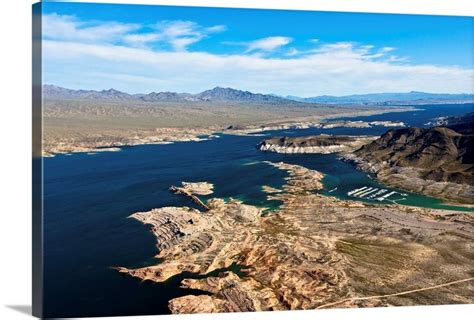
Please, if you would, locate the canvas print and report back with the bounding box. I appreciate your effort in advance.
[32,1,474,318]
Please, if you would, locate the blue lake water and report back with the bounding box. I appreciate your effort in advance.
[42,103,473,317]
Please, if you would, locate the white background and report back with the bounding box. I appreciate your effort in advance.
[0,1,473,319]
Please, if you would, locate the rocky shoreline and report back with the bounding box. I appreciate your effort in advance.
[342,122,474,205]
[258,135,377,154]
[116,162,474,314]
[42,127,217,157]
[42,109,411,157]
[342,153,474,204]
[224,120,405,136]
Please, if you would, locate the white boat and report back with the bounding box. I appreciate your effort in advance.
[368,189,387,199]
[359,188,379,198]
[347,186,368,196]
[374,189,387,195]
[353,187,374,197]
[376,191,397,201]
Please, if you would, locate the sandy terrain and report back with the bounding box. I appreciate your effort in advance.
[42,98,413,156]
[116,161,474,314]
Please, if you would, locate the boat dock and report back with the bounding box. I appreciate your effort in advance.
[346,186,399,202]
[375,191,398,201]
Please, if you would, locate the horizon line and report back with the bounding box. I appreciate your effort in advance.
[43,84,474,99]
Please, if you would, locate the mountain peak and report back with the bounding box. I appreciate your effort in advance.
[197,86,288,103]
[42,84,297,104]
[101,88,123,93]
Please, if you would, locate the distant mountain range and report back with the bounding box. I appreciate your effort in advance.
[43,85,298,104]
[286,91,474,105]
[44,85,474,105]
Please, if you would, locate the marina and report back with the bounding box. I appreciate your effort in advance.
[346,186,402,203]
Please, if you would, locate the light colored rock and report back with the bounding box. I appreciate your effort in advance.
[258,135,378,154]
[118,162,474,314]
[181,181,214,195]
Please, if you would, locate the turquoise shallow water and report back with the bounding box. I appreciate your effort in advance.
[42,104,473,317]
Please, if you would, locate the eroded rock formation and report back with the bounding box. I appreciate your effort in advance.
[344,123,474,204]
[258,135,377,154]
[117,162,474,314]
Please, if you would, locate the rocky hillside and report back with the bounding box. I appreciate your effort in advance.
[258,135,377,154]
[354,126,473,185]
[43,85,134,101]
[43,85,301,105]
[196,87,285,103]
[444,112,474,134]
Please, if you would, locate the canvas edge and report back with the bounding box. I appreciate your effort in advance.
[32,2,43,318]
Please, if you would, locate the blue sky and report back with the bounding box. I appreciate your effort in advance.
[40,2,474,96]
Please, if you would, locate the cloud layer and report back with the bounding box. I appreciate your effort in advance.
[42,14,474,96]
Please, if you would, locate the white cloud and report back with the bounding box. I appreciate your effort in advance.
[380,46,395,53]
[42,13,139,43]
[122,33,161,47]
[206,25,227,33]
[144,20,226,51]
[43,14,226,51]
[244,36,293,53]
[169,37,201,51]
[388,55,409,62]
[318,42,353,51]
[156,20,200,38]
[41,14,473,96]
[42,39,474,96]
[224,36,293,54]
[285,48,300,56]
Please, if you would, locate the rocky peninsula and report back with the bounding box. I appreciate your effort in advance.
[223,120,405,136]
[258,135,377,154]
[116,162,474,314]
[179,181,214,195]
[344,123,474,204]
[320,120,405,129]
